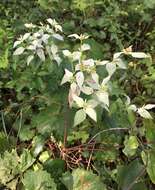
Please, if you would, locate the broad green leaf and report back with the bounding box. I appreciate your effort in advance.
[123,136,139,157]
[72,169,106,190]
[0,149,20,187]
[20,149,35,172]
[67,131,89,143]
[143,120,155,149]
[117,160,146,190]
[61,171,73,190]
[22,170,57,190]
[142,151,155,184]
[19,126,34,141]
[39,151,49,163]
[74,109,86,126]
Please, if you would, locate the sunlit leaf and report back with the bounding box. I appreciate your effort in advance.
[73,95,84,107]
[123,136,139,157]
[85,107,97,121]
[37,48,45,61]
[74,109,86,126]
[13,47,25,55]
[130,52,149,58]
[27,55,34,65]
[106,62,116,76]
[144,104,155,110]
[137,108,153,119]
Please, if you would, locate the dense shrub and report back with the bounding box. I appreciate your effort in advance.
[0,1,155,189]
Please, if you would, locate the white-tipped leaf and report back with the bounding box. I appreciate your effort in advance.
[68,34,80,39]
[73,95,84,108]
[128,104,137,112]
[74,109,86,126]
[130,52,149,59]
[37,48,45,61]
[144,104,155,110]
[13,41,22,48]
[63,50,71,57]
[137,108,152,119]
[13,47,25,55]
[81,44,90,51]
[96,91,109,106]
[106,62,116,76]
[85,107,97,122]
[81,86,93,95]
[61,69,73,85]
[27,55,34,65]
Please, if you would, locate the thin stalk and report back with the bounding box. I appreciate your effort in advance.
[1,111,8,140]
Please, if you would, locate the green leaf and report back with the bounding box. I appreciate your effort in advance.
[117,160,146,190]
[72,169,106,190]
[123,136,139,157]
[0,48,8,68]
[143,120,155,149]
[19,126,34,141]
[67,131,89,144]
[62,169,106,190]
[20,149,35,172]
[0,149,20,187]
[142,151,155,184]
[22,170,57,190]
[61,171,73,190]
[74,109,86,126]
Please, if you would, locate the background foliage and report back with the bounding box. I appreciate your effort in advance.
[0,0,155,189]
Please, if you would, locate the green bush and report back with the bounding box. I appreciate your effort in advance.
[0,1,155,189]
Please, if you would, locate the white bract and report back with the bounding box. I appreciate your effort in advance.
[114,46,150,59]
[127,102,155,119]
[73,95,98,126]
